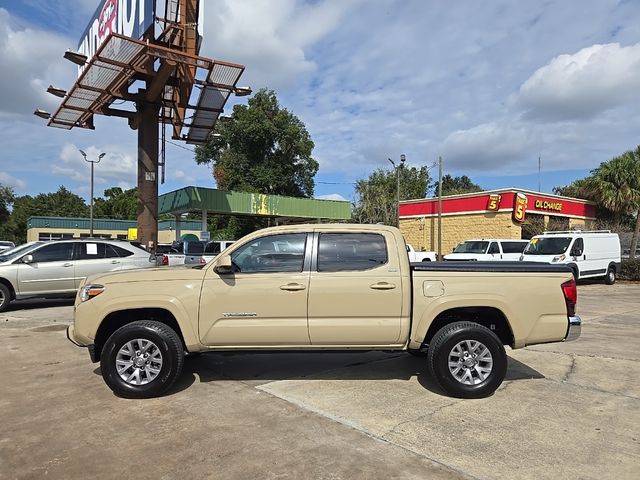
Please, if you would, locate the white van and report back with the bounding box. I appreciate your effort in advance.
[444,239,530,261]
[521,230,621,284]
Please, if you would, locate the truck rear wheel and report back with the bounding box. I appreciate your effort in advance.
[427,321,507,399]
[100,320,184,398]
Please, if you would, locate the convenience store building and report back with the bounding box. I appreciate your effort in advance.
[399,188,597,255]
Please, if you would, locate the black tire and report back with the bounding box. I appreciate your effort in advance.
[0,283,11,313]
[604,266,616,285]
[100,320,184,398]
[427,321,507,399]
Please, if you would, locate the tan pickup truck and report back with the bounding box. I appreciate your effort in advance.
[68,224,581,399]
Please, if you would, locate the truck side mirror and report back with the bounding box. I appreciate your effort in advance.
[22,254,34,264]
[214,255,234,275]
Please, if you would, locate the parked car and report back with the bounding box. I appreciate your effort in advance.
[521,230,621,284]
[200,240,235,264]
[406,243,437,262]
[0,241,15,252]
[157,240,206,266]
[444,239,529,261]
[68,223,579,399]
[0,239,155,312]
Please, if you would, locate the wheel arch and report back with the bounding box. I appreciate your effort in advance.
[0,277,16,300]
[422,306,514,348]
[93,308,187,363]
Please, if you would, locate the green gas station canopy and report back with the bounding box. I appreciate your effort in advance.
[159,186,351,221]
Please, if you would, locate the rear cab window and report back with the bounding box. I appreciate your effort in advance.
[317,233,388,272]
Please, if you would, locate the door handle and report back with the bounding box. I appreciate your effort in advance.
[370,282,396,290]
[280,283,306,291]
[111,260,120,264]
[62,263,73,267]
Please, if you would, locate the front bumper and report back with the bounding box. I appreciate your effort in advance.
[67,324,98,362]
[564,315,582,342]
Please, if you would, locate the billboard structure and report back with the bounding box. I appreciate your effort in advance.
[35,0,249,249]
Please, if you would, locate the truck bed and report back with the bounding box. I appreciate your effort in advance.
[411,261,572,273]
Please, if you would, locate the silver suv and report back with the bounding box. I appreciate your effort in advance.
[0,239,155,312]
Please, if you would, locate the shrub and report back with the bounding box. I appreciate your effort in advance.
[619,258,640,281]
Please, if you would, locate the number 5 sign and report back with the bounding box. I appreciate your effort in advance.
[513,193,528,223]
[487,194,501,211]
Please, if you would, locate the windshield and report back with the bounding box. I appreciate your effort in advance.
[524,237,572,255]
[453,241,489,254]
[0,241,42,262]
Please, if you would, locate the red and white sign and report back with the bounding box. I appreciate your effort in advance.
[399,189,596,220]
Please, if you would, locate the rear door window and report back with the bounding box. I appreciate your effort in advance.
[75,242,106,260]
[317,233,388,272]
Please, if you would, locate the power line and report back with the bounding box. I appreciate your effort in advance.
[166,139,197,153]
[316,180,357,185]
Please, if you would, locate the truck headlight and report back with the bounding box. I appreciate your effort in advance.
[80,284,104,302]
[551,254,566,263]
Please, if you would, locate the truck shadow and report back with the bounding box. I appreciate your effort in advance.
[163,351,544,398]
[5,298,75,311]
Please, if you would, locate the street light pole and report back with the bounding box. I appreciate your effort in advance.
[79,150,106,237]
[388,154,406,227]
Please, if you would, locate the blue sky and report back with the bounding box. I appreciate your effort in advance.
[1,0,639,205]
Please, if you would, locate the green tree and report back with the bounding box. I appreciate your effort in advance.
[435,175,482,196]
[93,187,138,220]
[0,184,15,224]
[353,166,432,225]
[588,147,640,258]
[0,186,88,243]
[552,178,595,199]
[195,89,319,197]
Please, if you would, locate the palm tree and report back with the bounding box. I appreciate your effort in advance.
[588,147,640,259]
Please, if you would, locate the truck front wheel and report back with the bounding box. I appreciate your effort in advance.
[100,320,184,398]
[427,321,507,399]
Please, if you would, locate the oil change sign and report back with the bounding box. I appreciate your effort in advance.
[77,0,154,71]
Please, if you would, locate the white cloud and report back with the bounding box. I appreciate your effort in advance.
[52,143,136,189]
[441,122,535,172]
[199,0,363,89]
[0,8,75,119]
[315,193,347,202]
[0,172,26,189]
[518,42,640,121]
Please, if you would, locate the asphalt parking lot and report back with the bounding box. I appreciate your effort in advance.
[1,283,639,480]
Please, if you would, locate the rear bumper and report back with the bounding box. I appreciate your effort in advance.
[564,315,582,342]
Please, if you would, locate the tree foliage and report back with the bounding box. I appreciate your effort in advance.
[553,146,640,258]
[435,175,482,196]
[94,187,138,220]
[195,89,319,197]
[0,184,15,225]
[353,166,432,225]
[0,186,88,243]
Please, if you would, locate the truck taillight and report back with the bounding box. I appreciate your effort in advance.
[561,279,577,316]
[162,255,168,266]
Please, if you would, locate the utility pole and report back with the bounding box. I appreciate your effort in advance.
[388,154,406,227]
[79,150,105,237]
[437,156,443,260]
[538,155,541,192]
